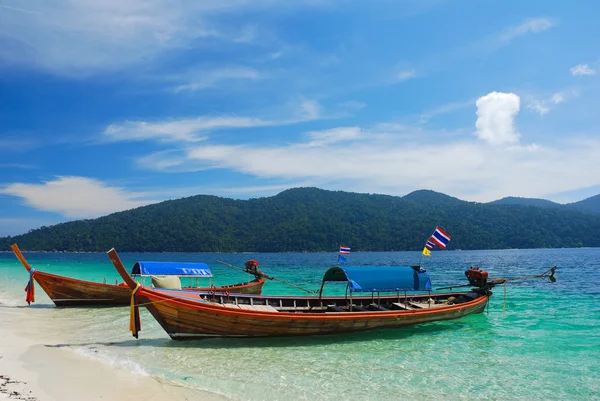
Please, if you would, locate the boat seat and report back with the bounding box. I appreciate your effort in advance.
[222,303,278,312]
[409,301,446,309]
[237,304,279,312]
[391,302,417,310]
[367,303,389,311]
[326,305,346,312]
[350,305,369,311]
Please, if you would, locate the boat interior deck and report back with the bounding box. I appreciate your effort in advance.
[153,289,480,314]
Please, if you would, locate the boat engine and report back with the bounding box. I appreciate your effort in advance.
[245,259,260,274]
[465,266,488,288]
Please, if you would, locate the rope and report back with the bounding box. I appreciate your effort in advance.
[497,266,557,283]
[129,283,142,339]
[24,268,36,305]
[216,260,317,294]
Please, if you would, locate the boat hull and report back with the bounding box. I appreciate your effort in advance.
[138,290,490,339]
[32,271,265,307]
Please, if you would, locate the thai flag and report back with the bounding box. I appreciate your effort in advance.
[339,246,351,255]
[430,226,451,249]
[425,239,436,250]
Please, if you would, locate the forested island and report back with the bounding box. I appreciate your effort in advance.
[2,187,600,252]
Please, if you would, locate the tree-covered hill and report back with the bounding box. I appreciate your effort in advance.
[2,187,600,252]
[489,196,562,209]
[566,194,600,215]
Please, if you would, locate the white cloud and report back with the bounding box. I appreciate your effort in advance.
[104,98,331,143]
[525,90,575,116]
[499,18,558,42]
[306,127,362,146]
[420,99,474,123]
[104,117,272,143]
[551,92,565,104]
[527,100,550,116]
[570,64,596,76]
[395,69,417,82]
[0,1,327,76]
[475,92,521,145]
[134,125,600,202]
[173,67,260,92]
[298,100,322,120]
[0,176,151,218]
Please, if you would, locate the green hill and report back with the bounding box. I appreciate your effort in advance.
[2,187,600,252]
[489,196,562,209]
[566,194,600,215]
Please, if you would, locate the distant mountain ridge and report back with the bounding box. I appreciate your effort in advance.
[489,195,600,215]
[2,187,600,252]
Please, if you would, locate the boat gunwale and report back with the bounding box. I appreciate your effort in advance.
[138,287,490,320]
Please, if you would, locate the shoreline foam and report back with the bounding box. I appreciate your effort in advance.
[0,302,226,401]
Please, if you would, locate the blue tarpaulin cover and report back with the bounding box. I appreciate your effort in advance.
[321,266,431,292]
[131,261,212,277]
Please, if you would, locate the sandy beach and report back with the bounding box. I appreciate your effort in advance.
[0,302,224,401]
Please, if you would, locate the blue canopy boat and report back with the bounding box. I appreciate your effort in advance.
[109,249,502,339]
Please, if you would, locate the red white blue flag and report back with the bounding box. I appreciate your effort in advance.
[430,226,451,249]
[339,246,351,254]
[425,239,436,250]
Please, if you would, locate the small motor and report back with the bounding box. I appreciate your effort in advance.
[465,266,489,288]
[245,259,259,274]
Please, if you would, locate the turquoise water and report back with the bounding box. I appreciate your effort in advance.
[1,249,599,400]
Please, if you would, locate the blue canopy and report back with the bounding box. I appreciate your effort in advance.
[131,261,212,277]
[321,266,431,293]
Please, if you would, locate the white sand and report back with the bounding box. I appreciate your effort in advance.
[0,303,225,401]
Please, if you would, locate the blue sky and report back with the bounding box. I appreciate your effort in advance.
[1,0,600,236]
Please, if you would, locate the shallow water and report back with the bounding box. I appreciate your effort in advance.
[1,249,598,400]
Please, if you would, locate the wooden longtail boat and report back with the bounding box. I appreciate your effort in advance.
[11,244,265,307]
[108,248,493,339]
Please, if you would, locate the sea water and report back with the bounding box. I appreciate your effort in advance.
[0,249,598,400]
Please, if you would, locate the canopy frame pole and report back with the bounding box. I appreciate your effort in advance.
[345,283,349,303]
[377,291,381,307]
[404,290,407,310]
[318,280,326,300]
[349,290,353,312]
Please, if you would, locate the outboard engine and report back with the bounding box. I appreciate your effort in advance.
[465,266,488,288]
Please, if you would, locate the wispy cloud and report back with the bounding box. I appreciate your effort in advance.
[173,67,261,92]
[103,99,334,143]
[526,90,577,116]
[420,99,474,123]
[104,117,272,143]
[395,69,417,83]
[571,64,596,76]
[128,94,600,202]
[0,1,327,76]
[134,125,600,202]
[0,176,152,219]
[498,18,558,42]
[527,100,550,116]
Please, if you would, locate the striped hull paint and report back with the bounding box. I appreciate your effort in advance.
[29,271,265,307]
[138,289,490,339]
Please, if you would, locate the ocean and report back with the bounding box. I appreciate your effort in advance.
[1,249,598,400]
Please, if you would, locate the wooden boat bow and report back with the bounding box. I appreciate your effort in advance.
[11,243,32,272]
[107,248,138,289]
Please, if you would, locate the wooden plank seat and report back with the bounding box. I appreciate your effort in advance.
[223,303,279,312]
[409,301,446,309]
[391,302,418,310]
[367,303,389,311]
